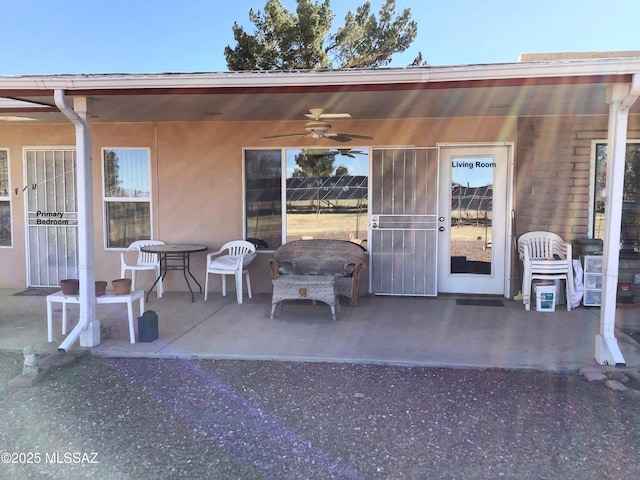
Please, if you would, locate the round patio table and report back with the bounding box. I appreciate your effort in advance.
[140,244,208,302]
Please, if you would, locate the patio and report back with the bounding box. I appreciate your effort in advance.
[1,288,639,371]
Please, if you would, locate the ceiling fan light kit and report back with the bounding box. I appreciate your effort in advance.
[304,120,331,133]
[263,108,372,143]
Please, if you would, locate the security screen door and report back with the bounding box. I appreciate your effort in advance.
[25,148,78,286]
[369,148,438,296]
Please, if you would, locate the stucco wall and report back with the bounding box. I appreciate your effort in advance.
[0,116,517,293]
[0,124,77,290]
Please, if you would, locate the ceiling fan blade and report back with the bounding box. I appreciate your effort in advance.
[319,113,352,119]
[335,133,374,140]
[262,133,307,139]
[305,108,351,120]
[306,108,325,119]
[337,149,365,157]
[326,134,353,143]
[306,149,339,156]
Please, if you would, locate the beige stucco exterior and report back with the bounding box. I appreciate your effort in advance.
[1,112,638,295]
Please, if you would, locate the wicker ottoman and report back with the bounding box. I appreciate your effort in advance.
[271,274,338,321]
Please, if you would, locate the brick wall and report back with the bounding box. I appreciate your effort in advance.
[515,115,640,242]
[514,114,640,299]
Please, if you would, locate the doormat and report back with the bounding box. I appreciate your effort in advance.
[13,288,59,296]
[456,299,504,307]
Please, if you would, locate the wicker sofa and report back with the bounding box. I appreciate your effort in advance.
[268,239,367,306]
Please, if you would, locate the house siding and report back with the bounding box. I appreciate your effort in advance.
[513,114,640,297]
[516,115,640,241]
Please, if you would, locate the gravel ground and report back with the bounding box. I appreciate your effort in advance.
[1,352,639,480]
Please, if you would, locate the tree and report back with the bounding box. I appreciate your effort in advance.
[103,150,122,196]
[292,151,335,177]
[335,165,349,176]
[224,0,424,70]
[330,0,418,68]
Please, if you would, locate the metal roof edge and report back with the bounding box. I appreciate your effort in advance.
[1,58,639,91]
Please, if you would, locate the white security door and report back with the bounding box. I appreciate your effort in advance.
[369,148,438,296]
[437,145,510,295]
[25,148,78,286]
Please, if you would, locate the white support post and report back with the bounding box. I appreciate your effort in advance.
[74,97,99,347]
[54,92,99,350]
[596,82,638,366]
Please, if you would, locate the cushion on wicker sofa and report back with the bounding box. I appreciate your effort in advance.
[269,239,367,306]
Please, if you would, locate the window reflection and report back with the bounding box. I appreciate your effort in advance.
[449,156,494,275]
[103,148,151,248]
[286,148,368,245]
[244,148,369,248]
[104,149,150,198]
[245,150,282,249]
[594,143,640,256]
[0,150,10,246]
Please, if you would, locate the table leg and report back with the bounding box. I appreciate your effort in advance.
[47,299,53,342]
[62,303,68,335]
[185,253,202,293]
[180,253,202,302]
[127,300,136,344]
[146,265,164,303]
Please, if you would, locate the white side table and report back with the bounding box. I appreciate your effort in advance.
[46,290,145,344]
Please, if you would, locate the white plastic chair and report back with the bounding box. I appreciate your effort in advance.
[204,240,256,304]
[518,231,573,311]
[120,240,165,298]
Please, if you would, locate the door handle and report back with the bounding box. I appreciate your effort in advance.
[439,226,445,232]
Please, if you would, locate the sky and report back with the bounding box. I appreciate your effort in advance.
[1,0,639,76]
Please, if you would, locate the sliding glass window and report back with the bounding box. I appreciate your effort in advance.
[244,148,369,249]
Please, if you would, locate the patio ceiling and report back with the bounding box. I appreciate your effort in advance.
[1,60,639,124]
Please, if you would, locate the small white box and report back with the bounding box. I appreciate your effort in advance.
[534,283,556,312]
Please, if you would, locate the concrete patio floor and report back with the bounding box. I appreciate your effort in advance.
[1,288,640,371]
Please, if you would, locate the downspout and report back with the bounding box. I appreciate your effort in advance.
[596,74,640,366]
[54,90,99,351]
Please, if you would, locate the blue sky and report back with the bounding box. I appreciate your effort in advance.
[1,0,639,75]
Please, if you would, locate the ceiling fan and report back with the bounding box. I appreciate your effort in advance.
[263,108,373,143]
[307,148,367,158]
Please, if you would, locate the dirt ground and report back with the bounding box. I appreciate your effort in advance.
[250,211,494,266]
[2,352,639,479]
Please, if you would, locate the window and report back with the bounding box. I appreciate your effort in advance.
[593,142,640,255]
[103,148,151,248]
[245,148,369,249]
[0,149,10,247]
[244,150,283,249]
